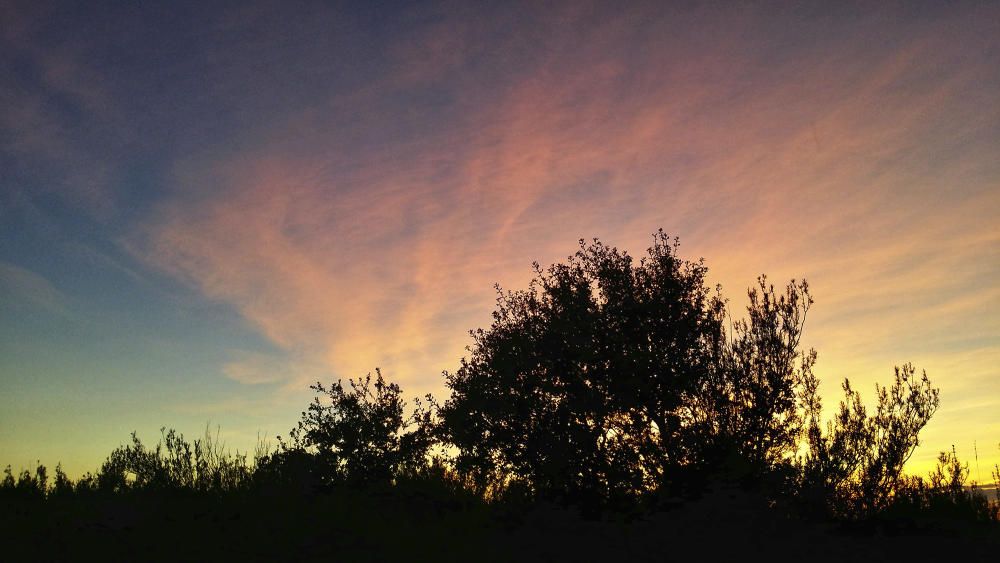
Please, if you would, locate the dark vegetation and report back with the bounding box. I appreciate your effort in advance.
[3,232,997,560]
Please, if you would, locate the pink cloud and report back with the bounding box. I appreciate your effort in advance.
[130,3,999,472]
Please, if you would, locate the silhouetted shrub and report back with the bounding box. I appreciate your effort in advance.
[0,463,48,501]
[800,363,940,519]
[994,457,1000,503]
[282,368,436,487]
[94,426,259,493]
[884,447,999,528]
[689,277,819,488]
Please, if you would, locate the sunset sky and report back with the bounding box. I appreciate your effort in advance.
[2,1,998,480]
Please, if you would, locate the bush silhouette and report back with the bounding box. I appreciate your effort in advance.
[881,446,1000,528]
[690,276,819,485]
[1,463,48,501]
[800,363,940,518]
[85,426,262,494]
[281,368,436,487]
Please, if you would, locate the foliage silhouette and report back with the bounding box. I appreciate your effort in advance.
[995,455,1000,503]
[800,363,940,518]
[881,447,1000,528]
[87,426,262,494]
[439,232,726,507]
[690,276,819,486]
[279,368,437,487]
[1,463,48,501]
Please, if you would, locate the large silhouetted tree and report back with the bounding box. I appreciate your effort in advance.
[439,232,726,506]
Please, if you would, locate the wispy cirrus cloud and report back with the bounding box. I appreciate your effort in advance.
[0,1,124,219]
[129,3,999,400]
[122,3,1000,473]
[0,261,69,316]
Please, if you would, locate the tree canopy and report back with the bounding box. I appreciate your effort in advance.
[439,232,729,504]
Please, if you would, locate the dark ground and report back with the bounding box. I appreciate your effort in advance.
[3,486,997,562]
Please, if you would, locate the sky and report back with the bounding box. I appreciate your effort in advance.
[1,0,998,480]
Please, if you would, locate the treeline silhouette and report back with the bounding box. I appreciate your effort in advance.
[3,232,998,560]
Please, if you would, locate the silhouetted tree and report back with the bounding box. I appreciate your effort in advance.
[51,463,73,497]
[439,232,726,506]
[284,369,436,486]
